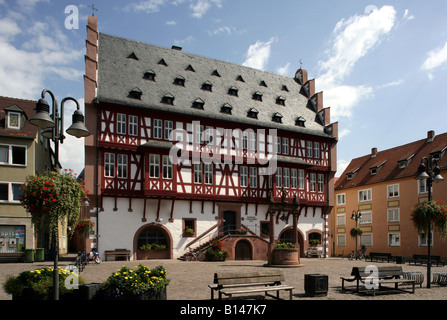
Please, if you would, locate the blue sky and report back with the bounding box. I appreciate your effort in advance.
[1,0,447,177]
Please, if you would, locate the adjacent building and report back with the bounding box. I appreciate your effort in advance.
[332,130,447,258]
[0,96,55,260]
[83,16,338,260]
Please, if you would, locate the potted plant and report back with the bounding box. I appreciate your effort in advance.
[350,227,363,238]
[3,267,85,300]
[184,226,194,236]
[137,243,168,259]
[205,239,230,261]
[76,218,95,236]
[411,200,447,239]
[268,241,299,266]
[309,239,320,247]
[100,264,170,300]
[236,227,248,235]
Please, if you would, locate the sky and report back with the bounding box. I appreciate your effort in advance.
[1,0,447,178]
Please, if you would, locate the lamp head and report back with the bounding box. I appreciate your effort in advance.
[66,109,90,138]
[29,98,55,129]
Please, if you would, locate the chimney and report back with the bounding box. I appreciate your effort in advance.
[426,130,435,143]
[371,147,378,158]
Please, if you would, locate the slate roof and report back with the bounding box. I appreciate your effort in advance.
[335,131,447,190]
[0,96,38,139]
[96,33,333,139]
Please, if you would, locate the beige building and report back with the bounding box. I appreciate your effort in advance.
[0,96,55,261]
[332,130,447,259]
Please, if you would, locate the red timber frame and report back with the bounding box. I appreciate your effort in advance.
[97,103,334,212]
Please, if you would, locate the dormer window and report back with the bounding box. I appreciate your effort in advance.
[127,52,138,60]
[347,167,361,180]
[185,64,195,72]
[212,70,221,77]
[272,112,283,124]
[370,161,386,175]
[236,75,245,82]
[260,80,268,87]
[247,108,259,119]
[128,88,142,100]
[173,76,185,86]
[281,85,289,92]
[228,87,238,97]
[192,98,205,110]
[295,116,306,127]
[201,81,212,92]
[220,103,233,115]
[252,92,263,102]
[143,70,156,81]
[161,93,175,105]
[276,96,286,106]
[158,59,168,66]
[7,111,21,129]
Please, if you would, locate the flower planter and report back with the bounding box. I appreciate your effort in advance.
[136,249,169,260]
[268,248,300,266]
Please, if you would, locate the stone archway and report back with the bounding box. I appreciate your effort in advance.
[133,223,173,260]
[279,227,305,258]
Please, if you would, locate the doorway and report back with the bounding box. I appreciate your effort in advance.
[235,240,252,260]
[223,211,236,235]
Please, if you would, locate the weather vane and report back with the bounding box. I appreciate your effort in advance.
[88,4,98,16]
[300,59,303,69]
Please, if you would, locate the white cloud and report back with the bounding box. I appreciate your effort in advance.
[336,159,350,177]
[403,9,415,20]
[421,41,447,80]
[276,62,291,76]
[166,20,177,25]
[242,37,277,71]
[316,5,396,121]
[190,0,222,18]
[125,0,167,14]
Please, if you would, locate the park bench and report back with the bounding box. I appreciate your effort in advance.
[341,266,416,296]
[367,252,392,263]
[432,271,447,285]
[104,248,131,261]
[408,255,445,267]
[209,271,294,300]
[306,249,323,258]
[0,253,24,263]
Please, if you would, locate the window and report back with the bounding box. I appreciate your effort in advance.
[249,167,257,188]
[7,112,20,129]
[128,89,142,100]
[117,154,128,179]
[291,169,297,189]
[418,179,428,194]
[162,155,172,179]
[117,114,126,134]
[282,138,289,155]
[310,173,316,192]
[419,232,433,247]
[275,137,281,154]
[314,142,320,159]
[272,113,282,123]
[194,163,202,184]
[0,145,26,166]
[220,104,233,115]
[252,92,263,101]
[204,163,213,185]
[154,119,162,139]
[358,189,372,202]
[306,141,313,158]
[283,168,290,188]
[387,184,399,198]
[317,174,324,193]
[276,96,285,106]
[240,166,248,187]
[143,71,156,81]
[298,169,305,190]
[359,211,372,225]
[0,182,23,202]
[387,208,400,223]
[250,132,257,151]
[129,115,138,136]
[337,193,346,205]
[389,233,400,247]
[161,94,174,105]
[337,234,346,247]
[183,219,196,237]
[228,87,238,97]
[104,153,115,177]
[242,132,248,150]
[201,81,212,92]
[192,99,205,110]
[149,154,160,178]
[359,234,372,247]
[164,120,173,140]
[247,108,258,119]
[336,214,346,226]
[276,168,282,188]
[295,117,306,127]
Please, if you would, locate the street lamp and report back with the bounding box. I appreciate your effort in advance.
[29,89,90,300]
[415,156,444,288]
[351,210,362,257]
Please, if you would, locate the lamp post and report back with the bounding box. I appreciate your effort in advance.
[351,210,362,258]
[29,89,90,300]
[415,156,444,288]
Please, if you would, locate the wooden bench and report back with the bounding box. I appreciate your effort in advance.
[367,252,392,263]
[0,253,24,263]
[209,271,294,300]
[408,255,445,267]
[104,249,131,261]
[306,249,323,258]
[341,266,416,296]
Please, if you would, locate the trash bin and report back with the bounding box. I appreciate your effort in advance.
[24,249,34,263]
[305,274,328,296]
[35,248,45,262]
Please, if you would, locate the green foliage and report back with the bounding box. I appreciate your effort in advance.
[411,200,447,239]
[205,239,229,260]
[139,243,167,251]
[3,267,84,297]
[20,170,89,243]
[101,264,170,299]
[275,241,296,249]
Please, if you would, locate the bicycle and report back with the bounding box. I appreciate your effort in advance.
[348,250,365,260]
[184,248,205,261]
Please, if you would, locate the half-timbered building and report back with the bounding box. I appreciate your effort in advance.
[83,16,338,260]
